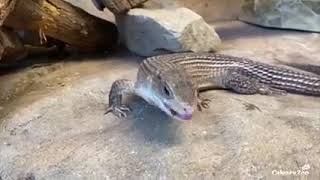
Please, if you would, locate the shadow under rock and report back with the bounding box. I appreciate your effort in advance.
[215,21,308,41]
[0,47,143,76]
[125,96,184,146]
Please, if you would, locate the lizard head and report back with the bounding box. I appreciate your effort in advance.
[148,68,196,121]
[155,68,196,120]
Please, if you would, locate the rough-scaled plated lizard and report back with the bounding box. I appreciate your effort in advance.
[105,53,320,120]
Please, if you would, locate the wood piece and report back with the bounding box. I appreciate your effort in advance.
[0,0,118,52]
[0,27,27,64]
[18,30,65,52]
[92,0,149,14]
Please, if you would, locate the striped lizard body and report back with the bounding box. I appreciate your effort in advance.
[106,53,320,120]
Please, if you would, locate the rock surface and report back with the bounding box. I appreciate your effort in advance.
[1,21,320,179]
[144,0,243,22]
[240,0,320,32]
[65,0,243,22]
[117,8,221,56]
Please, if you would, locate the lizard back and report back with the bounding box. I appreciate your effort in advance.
[151,53,320,96]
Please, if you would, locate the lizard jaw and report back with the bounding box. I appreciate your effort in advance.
[135,86,193,120]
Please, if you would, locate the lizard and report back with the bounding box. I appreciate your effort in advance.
[105,53,320,121]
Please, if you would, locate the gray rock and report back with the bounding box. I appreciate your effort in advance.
[117,8,221,56]
[240,0,320,32]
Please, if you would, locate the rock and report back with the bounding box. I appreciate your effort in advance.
[117,8,221,56]
[240,0,320,32]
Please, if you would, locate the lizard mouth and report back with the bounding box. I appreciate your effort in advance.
[164,103,192,120]
[169,108,178,116]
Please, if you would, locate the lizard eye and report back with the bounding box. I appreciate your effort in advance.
[163,85,172,97]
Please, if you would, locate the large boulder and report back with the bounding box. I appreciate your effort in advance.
[240,0,320,32]
[117,8,221,56]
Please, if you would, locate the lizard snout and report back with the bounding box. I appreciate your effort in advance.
[172,105,193,121]
[164,102,194,120]
[180,106,193,120]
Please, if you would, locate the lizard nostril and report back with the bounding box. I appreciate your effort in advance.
[183,108,188,112]
[184,107,192,112]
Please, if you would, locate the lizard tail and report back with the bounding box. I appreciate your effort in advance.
[281,62,320,76]
[247,62,320,96]
[269,65,320,96]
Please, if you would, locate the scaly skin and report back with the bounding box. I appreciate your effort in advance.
[106,53,320,120]
[281,62,320,76]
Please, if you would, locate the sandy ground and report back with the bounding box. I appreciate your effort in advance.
[0,21,319,179]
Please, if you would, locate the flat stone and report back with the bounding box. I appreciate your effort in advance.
[240,0,320,32]
[0,21,320,179]
[117,8,221,56]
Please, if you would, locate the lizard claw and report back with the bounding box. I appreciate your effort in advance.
[197,97,211,111]
[105,105,131,118]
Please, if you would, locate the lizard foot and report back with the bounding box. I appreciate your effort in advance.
[106,79,134,118]
[105,105,131,118]
[197,97,211,111]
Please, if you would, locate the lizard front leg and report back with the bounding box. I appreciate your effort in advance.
[222,71,287,96]
[105,79,135,118]
[197,93,211,111]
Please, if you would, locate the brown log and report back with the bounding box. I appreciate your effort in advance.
[0,0,118,52]
[18,30,65,52]
[0,27,27,64]
[92,0,149,14]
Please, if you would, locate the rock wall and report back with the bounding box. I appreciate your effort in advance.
[65,0,242,22]
[144,0,243,22]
